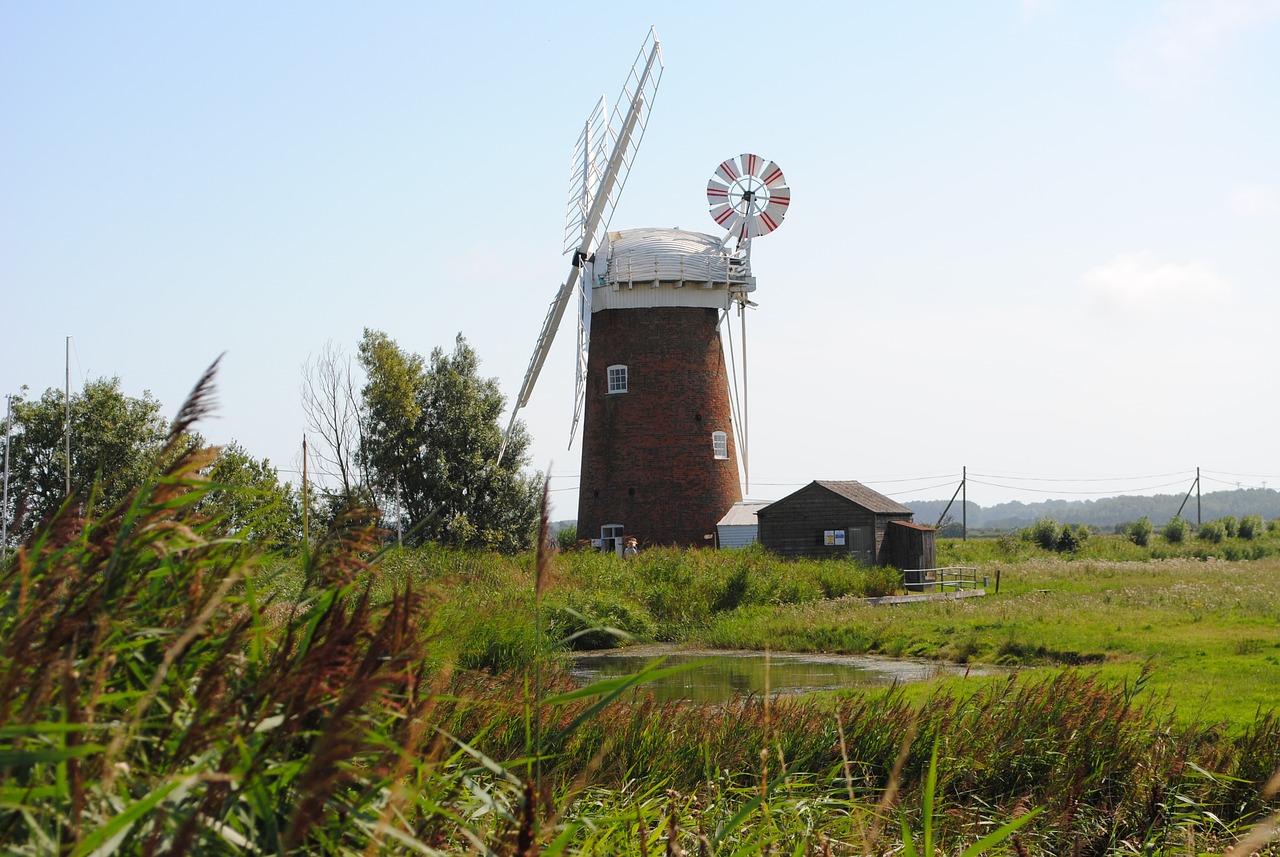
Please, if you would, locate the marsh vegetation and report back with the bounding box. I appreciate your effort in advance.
[2,376,1278,853]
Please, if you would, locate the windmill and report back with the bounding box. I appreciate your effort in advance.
[503,29,790,551]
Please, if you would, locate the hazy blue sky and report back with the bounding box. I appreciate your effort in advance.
[3,1,1278,517]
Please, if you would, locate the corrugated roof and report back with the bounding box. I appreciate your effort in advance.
[813,481,913,515]
[717,502,770,527]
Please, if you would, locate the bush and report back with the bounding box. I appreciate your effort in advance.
[1163,516,1189,543]
[1221,516,1239,538]
[1128,517,1153,547]
[554,524,579,550]
[1239,515,1264,540]
[1197,520,1227,544]
[1026,518,1060,551]
[1055,525,1081,553]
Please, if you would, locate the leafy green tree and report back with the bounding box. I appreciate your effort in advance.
[357,330,540,552]
[1238,515,1263,540]
[1,377,168,540]
[1128,517,1153,547]
[1163,516,1189,544]
[1197,520,1226,543]
[1055,524,1081,553]
[1025,517,1059,551]
[199,440,301,550]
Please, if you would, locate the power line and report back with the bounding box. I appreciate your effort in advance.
[967,469,1192,483]
[967,477,1190,497]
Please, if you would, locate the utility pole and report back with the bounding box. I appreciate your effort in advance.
[301,435,309,548]
[962,465,967,541]
[64,336,71,499]
[2,394,11,556]
[1196,466,1201,527]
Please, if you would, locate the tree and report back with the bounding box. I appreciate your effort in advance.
[199,440,301,550]
[1163,516,1189,544]
[301,341,367,503]
[1127,516,1153,547]
[1,377,168,540]
[356,330,540,551]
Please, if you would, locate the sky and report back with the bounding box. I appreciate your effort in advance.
[3,1,1278,519]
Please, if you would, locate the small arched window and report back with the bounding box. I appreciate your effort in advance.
[607,365,628,394]
[712,431,728,460]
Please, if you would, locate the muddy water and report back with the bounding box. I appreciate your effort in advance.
[570,645,985,704]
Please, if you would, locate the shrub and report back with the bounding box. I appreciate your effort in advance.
[1055,525,1081,553]
[1163,516,1189,543]
[1027,517,1060,551]
[1197,520,1226,544]
[1128,517,1153,547]
[1221,516,1239,538]
[1239,515,1264,540]
[554,524,579,550]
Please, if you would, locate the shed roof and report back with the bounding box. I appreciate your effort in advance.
[717,502,770,527]
[811,481,913,515]
[890,520,935,532]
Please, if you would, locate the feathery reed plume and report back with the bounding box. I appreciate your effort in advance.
[516,778,538,856]
[166,354,222,447]
[1265,764,1280,800]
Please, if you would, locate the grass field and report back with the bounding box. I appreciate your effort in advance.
[3,423,1278,856]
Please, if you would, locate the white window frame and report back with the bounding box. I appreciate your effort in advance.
[607,364,628,394]
[601,524,625,556]
[712,431,728,460]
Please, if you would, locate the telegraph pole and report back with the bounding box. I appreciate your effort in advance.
[301,434,309,548]
[2,394,12,555]
[64,336,71,498]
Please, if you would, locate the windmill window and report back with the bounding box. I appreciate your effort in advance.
[607,365,628,394]
[712,431,728,460]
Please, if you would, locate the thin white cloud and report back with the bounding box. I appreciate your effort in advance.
[1019,0,1054,21]
[1081,252,1233,314]
[1119,0,1280,91]
[1229,185,1278,216]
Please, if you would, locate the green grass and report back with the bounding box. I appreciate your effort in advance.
[3,372,1278,853]
[351,535,1280,725]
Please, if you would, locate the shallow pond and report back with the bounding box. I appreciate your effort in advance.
[570,646,984,704]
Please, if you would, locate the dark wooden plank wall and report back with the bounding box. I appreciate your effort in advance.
[883,525,937,570]
[758,484,911,562]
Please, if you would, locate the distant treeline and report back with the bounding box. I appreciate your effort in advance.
[905,488,1280,531]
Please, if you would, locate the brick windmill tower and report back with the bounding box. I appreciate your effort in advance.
[502,30,790,550]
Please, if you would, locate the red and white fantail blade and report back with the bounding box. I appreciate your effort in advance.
[739,152,764,178]
[710,203,740,231]
[707,178,730,205]
[714,158,740,184]
[761,161,786,187]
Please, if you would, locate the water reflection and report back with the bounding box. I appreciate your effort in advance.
[570,650,972,704]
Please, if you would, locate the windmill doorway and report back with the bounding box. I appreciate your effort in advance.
[601,524,625,557]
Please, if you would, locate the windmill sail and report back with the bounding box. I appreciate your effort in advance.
[499,28,664,463]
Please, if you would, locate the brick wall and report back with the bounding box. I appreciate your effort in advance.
[577,306,742,547]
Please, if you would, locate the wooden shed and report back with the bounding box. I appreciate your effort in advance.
[756,480,920,564]
[882,520,937,571]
